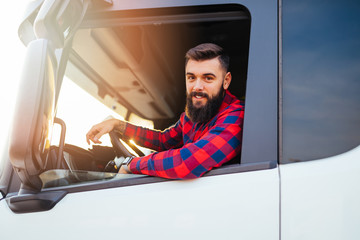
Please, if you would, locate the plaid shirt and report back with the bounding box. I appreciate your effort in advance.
[125,90,244,179]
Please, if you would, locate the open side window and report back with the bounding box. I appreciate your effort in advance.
[38,3,276,191]
[5,1,278,213]
[70,4,251,124]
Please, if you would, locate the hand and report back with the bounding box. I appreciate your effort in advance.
[119,156,134,174]
[118,166,130,174]
[86,118,124,144]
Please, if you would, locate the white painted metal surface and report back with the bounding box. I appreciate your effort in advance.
[280,145,360,240]
[0,168,279,240]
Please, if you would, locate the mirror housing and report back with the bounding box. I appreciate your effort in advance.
[9,39,56,192]
[33,0,90,48]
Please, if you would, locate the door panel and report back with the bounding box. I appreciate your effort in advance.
[280,146,360,240]
[0,169,279,240]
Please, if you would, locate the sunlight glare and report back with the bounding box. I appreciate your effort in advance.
[0,1,28,166]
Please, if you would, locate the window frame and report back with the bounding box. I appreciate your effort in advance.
[3,0,278,199]
[49,1,278,190]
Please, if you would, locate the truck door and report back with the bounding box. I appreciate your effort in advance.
[0,1,279,240]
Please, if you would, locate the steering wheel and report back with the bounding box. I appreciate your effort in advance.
[109,130,133,157]
[104,130,145,173]
[109,130,145,157]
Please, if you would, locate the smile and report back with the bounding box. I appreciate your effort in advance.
[191,91,208,99]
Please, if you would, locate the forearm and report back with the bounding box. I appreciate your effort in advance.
[123,121,183,152]
[113,119,127,135]
[128,123,242,179]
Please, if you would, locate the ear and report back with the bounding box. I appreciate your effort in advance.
[223,72,232,90]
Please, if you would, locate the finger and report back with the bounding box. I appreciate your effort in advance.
[88,136,101,144]
[86,131,96,145]
[93,129,108,144]
[87,132,100,144]
[92,136,102,144]
[86,135,92,145]
[86,125,102,144]
[86,132,92,144]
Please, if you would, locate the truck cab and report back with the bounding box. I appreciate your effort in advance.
[0,0,360,239]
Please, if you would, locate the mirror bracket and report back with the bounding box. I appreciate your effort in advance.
[6,190,67,213]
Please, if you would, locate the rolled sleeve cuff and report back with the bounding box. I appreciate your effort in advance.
[129,157,141,174]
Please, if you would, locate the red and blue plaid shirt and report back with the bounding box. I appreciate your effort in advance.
[125,90,244,179]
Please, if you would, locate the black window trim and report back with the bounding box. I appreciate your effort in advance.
[42,161,277,194]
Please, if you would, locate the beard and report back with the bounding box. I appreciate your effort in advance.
[185,87,224,123]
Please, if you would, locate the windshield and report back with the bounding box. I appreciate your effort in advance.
[54,77,126,149]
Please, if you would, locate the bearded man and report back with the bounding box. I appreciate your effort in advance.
[86,43,244,179]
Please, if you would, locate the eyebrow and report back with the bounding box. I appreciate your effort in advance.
[186,72,216,77]
[203,73,216,77]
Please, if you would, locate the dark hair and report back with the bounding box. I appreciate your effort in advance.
[185,43,230,72]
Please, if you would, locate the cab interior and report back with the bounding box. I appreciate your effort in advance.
[10,2,251,193]
[69,4,250,129]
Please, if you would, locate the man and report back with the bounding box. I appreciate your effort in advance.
[86,43,244,179]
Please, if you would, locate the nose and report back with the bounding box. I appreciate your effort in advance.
[193,78,204,91]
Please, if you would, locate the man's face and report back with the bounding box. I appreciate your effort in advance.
[185,57,230,108]
[185,57,232,122]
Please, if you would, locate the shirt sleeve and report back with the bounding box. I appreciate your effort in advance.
[122,118,184,152]
[129,108,244,179]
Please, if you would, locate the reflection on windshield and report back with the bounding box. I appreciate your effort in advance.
[282,0,360,163]
[40,169,144,189]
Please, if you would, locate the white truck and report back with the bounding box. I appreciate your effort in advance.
[0,0,360,239]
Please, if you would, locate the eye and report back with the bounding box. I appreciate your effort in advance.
[187,75,195,81]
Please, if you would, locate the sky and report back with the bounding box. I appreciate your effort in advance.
[0,2,27,154]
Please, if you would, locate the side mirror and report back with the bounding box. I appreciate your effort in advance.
[9,39,56,193]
